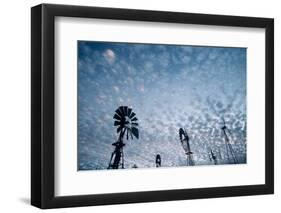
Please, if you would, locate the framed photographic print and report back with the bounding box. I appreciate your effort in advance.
[31,3,274,209]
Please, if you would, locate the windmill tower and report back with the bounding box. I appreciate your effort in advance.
[179,128,195,166]
[108,106,139,169]
[221,118,237,164]
[206,97,239,165]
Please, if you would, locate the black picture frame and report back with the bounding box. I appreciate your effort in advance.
[31,3,274,209]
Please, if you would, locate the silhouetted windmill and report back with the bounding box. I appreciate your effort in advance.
[209,149,218,165]
[206,97,238,164]
[108,106,139,169]
[155,154,161,167]
[179,128,194,166]
[221,117,238,164]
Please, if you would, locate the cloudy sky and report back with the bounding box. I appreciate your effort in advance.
[78,41,247,170]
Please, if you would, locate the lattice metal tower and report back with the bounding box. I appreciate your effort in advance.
[179,128,195,166]
[221,118,237,164]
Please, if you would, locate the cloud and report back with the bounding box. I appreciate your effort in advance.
[103,49,116,64]
[113,86,120,92]
[138,84,145,92]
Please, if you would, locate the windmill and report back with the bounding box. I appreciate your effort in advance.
[108,106,139,169]
[206,97,238,164]
[209,148,218,165]
[179,128,195,166]
[155,154,161,167]
[221,117,238,164]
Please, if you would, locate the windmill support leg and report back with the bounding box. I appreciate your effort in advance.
[186,154,194,166]
[121,148,124,169]
[225,143,231,163]
[108,151,115,169]
[228,144,238,164]
[112,150,121,169]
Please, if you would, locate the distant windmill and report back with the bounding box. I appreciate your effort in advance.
[155,154,161,167]
[179,128,194,166]
[221,117,238,164]
[108,106,139,169]
[206,97,238,164]
[209,149,218,165]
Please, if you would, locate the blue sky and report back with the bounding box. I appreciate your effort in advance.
[78,41,247,170]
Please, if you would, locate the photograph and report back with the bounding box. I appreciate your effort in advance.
[77,41,247,171]
[30,2,274,209]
